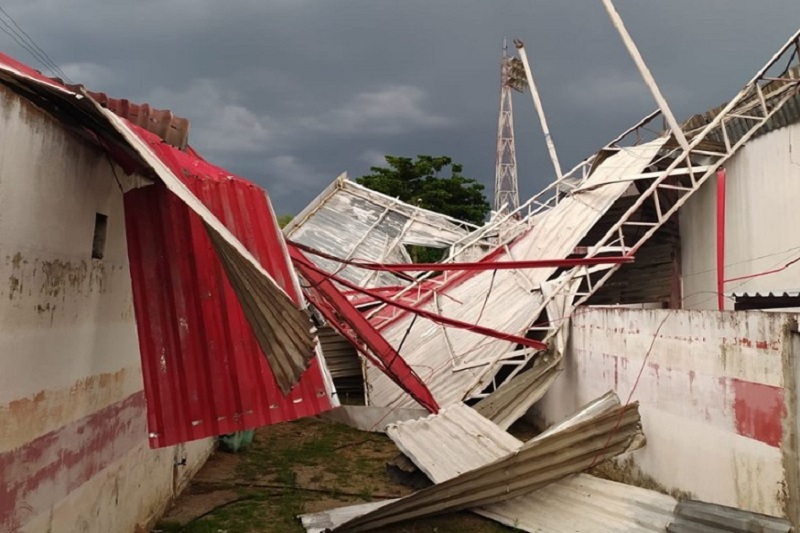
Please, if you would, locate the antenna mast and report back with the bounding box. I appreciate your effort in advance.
[494,39,525,215]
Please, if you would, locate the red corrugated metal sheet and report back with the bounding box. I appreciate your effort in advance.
[124,132,335,449]
[0,51,337,447]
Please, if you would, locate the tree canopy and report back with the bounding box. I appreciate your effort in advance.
[356,155,490,226]
[277,214,294,229]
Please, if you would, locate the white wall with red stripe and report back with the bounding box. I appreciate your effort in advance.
[0,83,214,532]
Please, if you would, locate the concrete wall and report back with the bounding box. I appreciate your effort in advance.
[681,123,800,309]
[534,307,796,519]
[0,86,214,532]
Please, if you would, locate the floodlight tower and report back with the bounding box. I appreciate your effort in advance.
[494,39,527,215]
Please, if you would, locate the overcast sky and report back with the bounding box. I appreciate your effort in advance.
[2,1,799,214]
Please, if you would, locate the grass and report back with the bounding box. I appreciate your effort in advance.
[154,416,517,533]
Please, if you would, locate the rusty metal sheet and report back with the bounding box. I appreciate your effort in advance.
[682,65,800,148]
[63,84,190,149]
[285,175,476,288]
[206,224,317,393]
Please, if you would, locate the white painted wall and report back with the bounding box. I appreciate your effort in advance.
[534,308,793,518]
[0,86,213,531]
[681,123,800,309]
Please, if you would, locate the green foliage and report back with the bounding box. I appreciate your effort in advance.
[277,214,294,229]
[356,155,490,226]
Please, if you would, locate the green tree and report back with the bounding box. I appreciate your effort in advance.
[277,214,294,229]
[356,155,490,226]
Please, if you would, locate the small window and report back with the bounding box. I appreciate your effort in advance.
[92,213,108,260]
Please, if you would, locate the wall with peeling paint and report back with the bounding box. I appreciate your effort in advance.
[680,123,800,309]
[0,85,214,531]
[534,308,794,518]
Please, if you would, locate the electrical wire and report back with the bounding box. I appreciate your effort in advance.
[0,3,72,83]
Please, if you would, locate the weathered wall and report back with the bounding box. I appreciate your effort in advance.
[0,86,213,531]
[681,123,800,309]
[534,308,794,518]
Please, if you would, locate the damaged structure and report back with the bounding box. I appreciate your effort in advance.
[2,2,800,531]
[287,20,800,533]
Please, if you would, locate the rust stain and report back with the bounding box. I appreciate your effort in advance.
[0,369,133,452]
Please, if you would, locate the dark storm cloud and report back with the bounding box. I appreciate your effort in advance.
[1,0,798,212]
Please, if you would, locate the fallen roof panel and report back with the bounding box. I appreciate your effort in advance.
[285,175,477,289]
[366,138,667,411]
[331,399,644,531]
[0,52,335,443]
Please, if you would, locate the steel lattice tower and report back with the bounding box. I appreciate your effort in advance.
[494,40,526,215]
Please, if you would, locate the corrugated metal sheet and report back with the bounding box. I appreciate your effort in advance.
[206,225,317,393]
[301,475,677,533]
[284,175,476,288]
[317,326,361,380]
[731,290,800,310]
[667,500,791,533]
[300,500,395,533]
[125,176,335,448]
[387,403,520,482]
[683,66,800,147]
[301,397,674,532]
[585,196,681,307]
[483,474,677,533]
[473,352,562,429]
[63,84,190,150]
[0,52,338,447]
[331,399,644,531]
[96,103,320,395]
[731,290,800,298]
[366,139,667,410]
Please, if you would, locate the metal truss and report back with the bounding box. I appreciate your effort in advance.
[469,29,800,395]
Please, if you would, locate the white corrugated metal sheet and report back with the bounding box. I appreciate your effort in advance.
[367,139,668,410]
[386,404,520,482]
[298,476,676,533]
[306,397,673,532]
[483,474,677,533]
[300,500,394,533]
[285,175,476,288]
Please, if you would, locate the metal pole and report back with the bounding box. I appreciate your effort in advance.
[716,168,727,311]
[514,39,564,181]
[600,0,691,152]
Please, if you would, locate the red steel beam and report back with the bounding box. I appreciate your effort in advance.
[290,248,440,413]
[290,245,548,353]
[290,240,634,272]
[716,168,727,311]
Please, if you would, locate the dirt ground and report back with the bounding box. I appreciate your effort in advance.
[152,415,520,533]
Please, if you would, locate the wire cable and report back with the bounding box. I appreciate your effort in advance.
[0,3,72,82]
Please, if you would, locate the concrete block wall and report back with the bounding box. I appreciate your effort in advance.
[0,85,214,532]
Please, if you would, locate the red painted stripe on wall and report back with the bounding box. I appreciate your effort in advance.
[730,378,784,448]
[0,391,146,532]
[573,347,786,448]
